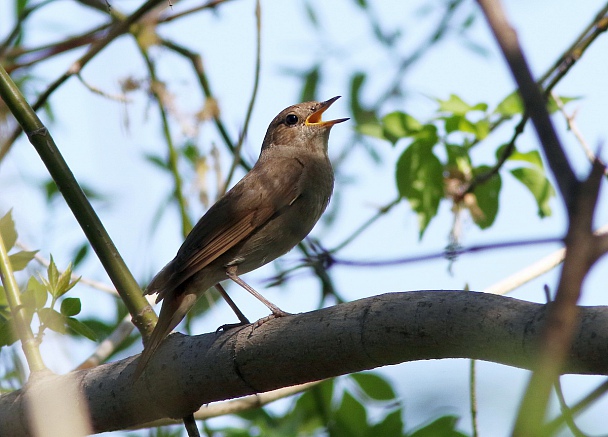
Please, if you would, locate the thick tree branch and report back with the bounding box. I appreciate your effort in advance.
[2,291,608,435]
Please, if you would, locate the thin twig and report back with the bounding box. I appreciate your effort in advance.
[221,0,262,194]
[552,92,607,175]
[0,0,168,163]
[543,379,608,435]
[136,43,192,237]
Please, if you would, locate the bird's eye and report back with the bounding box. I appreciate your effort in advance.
[285,114,299,126]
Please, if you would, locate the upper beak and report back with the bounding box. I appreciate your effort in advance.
[305,96,349,127]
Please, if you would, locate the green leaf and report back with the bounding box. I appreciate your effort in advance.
[72,243,89,268]
[494,91,524,117]
[8,250,38,271]
[511,167,555,217]
[66,318,97,341]
[368,409,403,437]
[56,264,78,297]
[351,373,396,401]
[0,210,17,251]
[333,391,369,437]
[181,141,199,165]
[22,277,48,310]
[443,115,476,135]
[471,166,502,229]
[357,122,385,139]
[437,94,484,115]
[474,118,490,139]
[47,256,59,293]
[445,144,472,175]
[144,153,169,170]
[396,140,444,237]
[382,111,422,143]
[300,65,320,103]
[547,95,581,114]
[350,72,377,125]
[38,308,67,334]
[410,415,467,437]
[60,297,81,317]
[0,318,18,347]
[508,149,544,169]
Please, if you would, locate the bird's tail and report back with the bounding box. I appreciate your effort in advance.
[133,290,198,380]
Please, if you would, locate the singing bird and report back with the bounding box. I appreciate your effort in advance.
[134,96,348,378]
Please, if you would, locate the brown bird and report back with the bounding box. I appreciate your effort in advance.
[134,96,348,378]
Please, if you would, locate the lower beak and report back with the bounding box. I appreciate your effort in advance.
[305,96,349,127]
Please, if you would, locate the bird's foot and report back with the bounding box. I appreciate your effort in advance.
[216,319,250,333]
[252,309,292,328]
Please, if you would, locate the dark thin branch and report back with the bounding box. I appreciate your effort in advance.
[330,237,562,268]
[476,0,578,212]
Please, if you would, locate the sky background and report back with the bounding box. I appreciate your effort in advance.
[1,0,608,436]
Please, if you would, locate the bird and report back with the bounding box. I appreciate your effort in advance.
[134,96,348,378]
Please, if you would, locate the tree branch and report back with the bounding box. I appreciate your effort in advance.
[2,291,608,435]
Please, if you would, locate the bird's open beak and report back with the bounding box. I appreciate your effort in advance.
[305,96,349,127]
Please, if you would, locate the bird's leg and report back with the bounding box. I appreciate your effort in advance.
[226,265,291,318]
[214,283,251,332]
[215,284,250,324]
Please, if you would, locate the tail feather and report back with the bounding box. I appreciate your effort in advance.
[133,290,198,380]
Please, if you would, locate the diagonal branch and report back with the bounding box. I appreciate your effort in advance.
[476,0,578,212]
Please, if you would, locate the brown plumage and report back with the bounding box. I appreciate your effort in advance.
[134,96,347,379]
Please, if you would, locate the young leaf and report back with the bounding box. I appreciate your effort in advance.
[0,210,17,251]
[508,149,544,169]
[470,166,502,229]
[60,297,81,317]
[494,91,524,116]
[66,318,97,341]
[382,111,422,144]
[510,167,555,217]
[38,308,67,334]
[25,277,48,310]
[396,140,444,238]
[437,94,473,115]
[8,250,38,271]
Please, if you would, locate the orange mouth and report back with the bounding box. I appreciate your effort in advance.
[305,96,349,127]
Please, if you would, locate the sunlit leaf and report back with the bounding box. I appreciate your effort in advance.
[66,318,97,341]
[511,167,555,217]
[8,250,38,271]
[382,111,422,144]
[0,210,17,251]
[38,308,67,334]
[494,91,523,116]
[470,166,501,229]
[396,140,444,238]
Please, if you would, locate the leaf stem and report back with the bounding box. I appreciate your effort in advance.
[0,231,46,372]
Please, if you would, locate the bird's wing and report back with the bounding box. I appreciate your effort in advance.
[155,157,305,295]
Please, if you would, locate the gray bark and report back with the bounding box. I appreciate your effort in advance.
[1,291,607,435]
